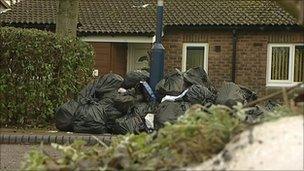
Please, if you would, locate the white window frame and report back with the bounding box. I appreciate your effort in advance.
[182,43,209,72]
[267,43,304,87]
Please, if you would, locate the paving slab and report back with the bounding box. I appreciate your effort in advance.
[0,144,61,171]
[0,129,115,170]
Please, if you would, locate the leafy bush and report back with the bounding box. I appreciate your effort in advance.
[21,105,245,170]
[21,104,300,170]
[0,27,94,126]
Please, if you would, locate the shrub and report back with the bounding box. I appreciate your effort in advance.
[0,27,94,127]
[21,105,300,170]
[21,105,245,170]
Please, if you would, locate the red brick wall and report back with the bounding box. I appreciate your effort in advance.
[235,32,268,95]
[163,29,304,96]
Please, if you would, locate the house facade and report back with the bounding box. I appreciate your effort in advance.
[163,28,303,95]
[0,0,303,96]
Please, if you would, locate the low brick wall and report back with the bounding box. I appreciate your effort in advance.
[0,133,113,145]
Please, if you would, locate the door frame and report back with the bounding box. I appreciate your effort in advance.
[127,43,152,72]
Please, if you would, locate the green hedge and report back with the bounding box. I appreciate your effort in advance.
[0,27,94,127]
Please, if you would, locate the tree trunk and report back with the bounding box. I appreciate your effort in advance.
[56,0,79,38]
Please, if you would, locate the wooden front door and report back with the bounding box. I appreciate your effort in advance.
[91,42,111,75]
[111,43,127,76]
[90,42,127,76]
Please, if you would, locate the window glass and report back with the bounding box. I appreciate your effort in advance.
[271,47,290,80]
[294,45,304,82]
[186,46,205,70]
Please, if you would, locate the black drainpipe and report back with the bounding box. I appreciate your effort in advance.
[231,29,238,83]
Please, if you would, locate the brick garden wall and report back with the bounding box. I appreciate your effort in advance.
[163,29,304,96]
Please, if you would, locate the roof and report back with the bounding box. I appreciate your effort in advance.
[0,0,299,34]
[0,0,10,9]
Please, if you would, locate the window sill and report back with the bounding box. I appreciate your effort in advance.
[266,83,303,88]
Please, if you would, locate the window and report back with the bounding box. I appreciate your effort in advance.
[267,44,304,86]
[182,43,208,72]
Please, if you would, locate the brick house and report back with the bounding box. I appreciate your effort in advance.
[0,0,303,96]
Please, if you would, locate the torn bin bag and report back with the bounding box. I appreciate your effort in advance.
[73,98,107,134]
[154,101,190,129]
[55,100,78,132]
[183,85,216,105]
[183,67,216,94]
[155,69,186,98]
[216,82,246,108]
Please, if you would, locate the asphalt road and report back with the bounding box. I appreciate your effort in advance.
[0,144,61,170]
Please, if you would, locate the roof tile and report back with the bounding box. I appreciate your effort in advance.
[0,0,298,34]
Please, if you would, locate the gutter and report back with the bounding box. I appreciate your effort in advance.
[165,25,304,32]
[231,29,238,83]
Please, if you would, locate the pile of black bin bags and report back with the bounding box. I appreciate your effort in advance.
[55,67,278,134]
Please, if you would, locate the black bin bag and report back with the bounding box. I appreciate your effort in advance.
[55,100,78,132]
[183,85,216,105]
[98,98,124,124]
[78,73,123,100]
[155,69,186,98]
[239,85,257,103]
[216,82,246,108]
[73,98,107,134]
[122,70,149,89]
[95,73,124,98]
[265,100,280,111]
[78,80,97,100]
[154,101,190,129]
[127,102,158,118]
[183,67,216,94]
[245,100,281,123]
[111,114,147,135]
[245,105,267,123]
[113,90,144,114]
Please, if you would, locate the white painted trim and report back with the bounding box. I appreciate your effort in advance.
[267,43,304,87]
[267,44,293,85]
[127,43,133,72]
[266,82,300,87]
[182,43,209,72]
[81,36,153,43]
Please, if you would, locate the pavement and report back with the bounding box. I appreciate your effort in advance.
[0,144,61,170]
